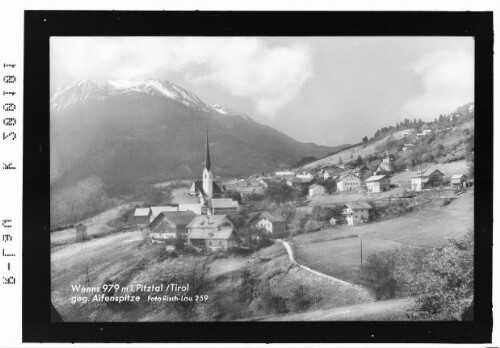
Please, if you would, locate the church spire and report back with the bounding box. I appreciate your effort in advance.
[205,130,211,171]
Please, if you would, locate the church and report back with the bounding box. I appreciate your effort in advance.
[189,133,239,215]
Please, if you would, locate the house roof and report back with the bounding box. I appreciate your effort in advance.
[356,165,371,171]
[287,177,314,185]
[186,214,231,229]
[151,206,178,216]
[259,211,286,223]
[75,223,87,229]
[451,174,467,179]
[337,172,360,182]
[188,227,234,240]
[134,208,151,217]
[149,211,196,229]
[344,202,372,210]
[178,203,202,212]
[365,175,387,182]
[309,183,325,189]
[210,198,238,209]
[413,169,445,178]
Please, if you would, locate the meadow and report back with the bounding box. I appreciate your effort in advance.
[293,193,473,283]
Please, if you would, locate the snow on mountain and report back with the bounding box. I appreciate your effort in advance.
[51,78,251,122]
[50,78,109,112]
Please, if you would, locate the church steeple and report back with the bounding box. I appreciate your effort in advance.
[202,130,213,200]
[205,131,211,171]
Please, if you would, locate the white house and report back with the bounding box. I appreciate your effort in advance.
[296,172,314,180]
[336,172,361,191]
[308,183,326,197]
[341,202,372,225]
[186,215,237,251]
[275,171,295,176]
[251,211,287,236]
[365,175,390,193]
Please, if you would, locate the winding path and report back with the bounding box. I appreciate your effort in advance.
[275,239,353,287]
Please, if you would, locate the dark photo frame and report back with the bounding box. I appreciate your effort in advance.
[23,11,493,343]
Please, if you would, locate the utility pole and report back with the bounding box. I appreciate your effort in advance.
[360,234,363,265]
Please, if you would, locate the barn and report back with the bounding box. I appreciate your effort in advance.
[149,211,196,243]
[75,223,88,242]
[411,169,445,191]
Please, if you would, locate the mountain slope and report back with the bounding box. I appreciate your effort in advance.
[50,79,337,197]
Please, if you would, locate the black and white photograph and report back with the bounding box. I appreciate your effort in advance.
[48,35,478,323]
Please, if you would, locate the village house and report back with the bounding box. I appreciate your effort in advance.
[402,143,415,152]
[275,170,295,176]
[250,211,287,236]
[149,211,196,244]
[186,214,238,251]
[398,129,415,139]
[286,176,314,188]
[375,153,395,175]
[336,172,361,191]
[133,207,153,226]
[308,183,326,197]
[341,202,372,225]
[323,169,339,180]
[411,169,445,191]
[209,198,239,215]
[296,172,314,180]
[451,174,468,188]
[150,205,179,220]
[354,165,373,181]
[75,223,88,242]
[258,178,271,188]
[365,175,390,193]
[416,129,432,139]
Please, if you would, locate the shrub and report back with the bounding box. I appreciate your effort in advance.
[288,285,321,312]
[408,230,473,320]
[358,251,398,300]
[174,238,185,251]
[259,288,288,315]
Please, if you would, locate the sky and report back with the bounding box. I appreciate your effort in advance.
[51,37,474,146]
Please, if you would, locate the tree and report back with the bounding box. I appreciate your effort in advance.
[224,190,242,204]
[355,155,364,166]
[358,250,398,300]
[265,182,295,204]
[362,136,369,146]
[338,156,343,165]
[173,259,210,320]
[408,230,473,320]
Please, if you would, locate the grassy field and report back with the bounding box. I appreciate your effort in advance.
[51,203,137,246]
[259,297,414,321]
[293,193,473,283]
[302,133,399,170]
[51,231,375,321]
[307,187,408,206]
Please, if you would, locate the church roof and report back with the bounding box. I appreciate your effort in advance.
[192,180,224,197]
[205,132,211,170]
